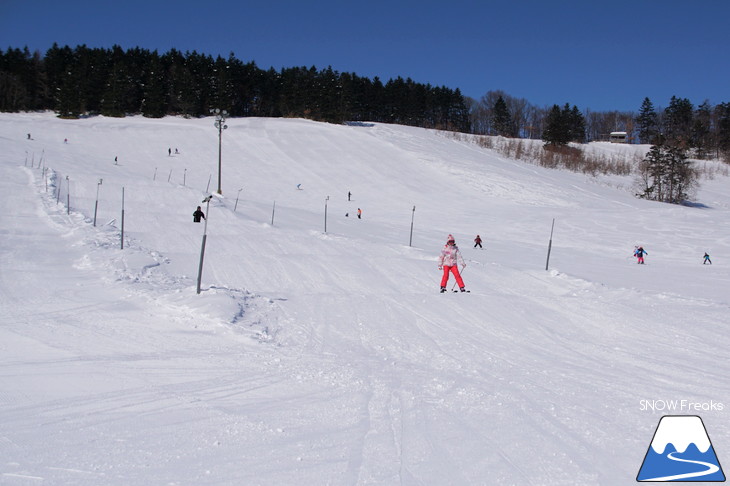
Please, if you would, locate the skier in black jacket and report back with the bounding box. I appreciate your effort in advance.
[193,206,206,223]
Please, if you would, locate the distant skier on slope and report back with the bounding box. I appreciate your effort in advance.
[438,234,467,293]
[474,234,482,249]
[193,206,206,223]
[703,252,712,265]
[634,245,647,264]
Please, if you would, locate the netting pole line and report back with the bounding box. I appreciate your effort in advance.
[545,218,555,271]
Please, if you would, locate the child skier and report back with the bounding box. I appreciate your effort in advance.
[634,246,647,264]
[474,235,482,249]
[438,234,467,292]
[703,252,712,265]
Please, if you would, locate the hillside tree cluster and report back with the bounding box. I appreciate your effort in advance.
[468,92,730,161]
[541,103,587,145]
[632,96,728,203]
[635,96,730,159]
[637,144,697,204]
[0,45,470,131]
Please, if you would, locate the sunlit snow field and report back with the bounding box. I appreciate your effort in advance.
[1,113,728,485]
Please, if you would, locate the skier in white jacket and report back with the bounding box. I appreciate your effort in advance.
[438,234,467,292]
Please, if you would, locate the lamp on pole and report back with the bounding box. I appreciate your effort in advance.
[211,108,228,195]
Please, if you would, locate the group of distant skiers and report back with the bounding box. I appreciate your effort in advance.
[437,238,713,294]
[343,192,361,219]
[632,245,711,265]
[190,196,714,295]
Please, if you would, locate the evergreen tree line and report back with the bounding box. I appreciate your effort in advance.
[0,45,470,131]
[3,45,729,161]
[468,91,730,161]
[635,96,730,160]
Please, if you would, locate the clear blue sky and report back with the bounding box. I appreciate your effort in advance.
[1,0,728,112]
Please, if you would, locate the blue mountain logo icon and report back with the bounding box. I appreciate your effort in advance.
[637,415,725,482]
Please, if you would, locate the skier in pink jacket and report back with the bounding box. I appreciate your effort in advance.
[438,234,467,292]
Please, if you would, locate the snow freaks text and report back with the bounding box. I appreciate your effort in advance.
[640,400,724,412]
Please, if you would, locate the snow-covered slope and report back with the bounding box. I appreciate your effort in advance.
[1,113,728,485]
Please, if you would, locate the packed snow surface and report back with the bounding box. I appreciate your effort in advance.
[1,113,729,485]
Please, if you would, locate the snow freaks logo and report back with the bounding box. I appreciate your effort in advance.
[637,415,726,482]
[640,399,724,412]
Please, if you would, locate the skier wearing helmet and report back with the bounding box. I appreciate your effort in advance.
[438,234,467,293]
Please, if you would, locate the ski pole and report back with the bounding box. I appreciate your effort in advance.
[451,264,467,291]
